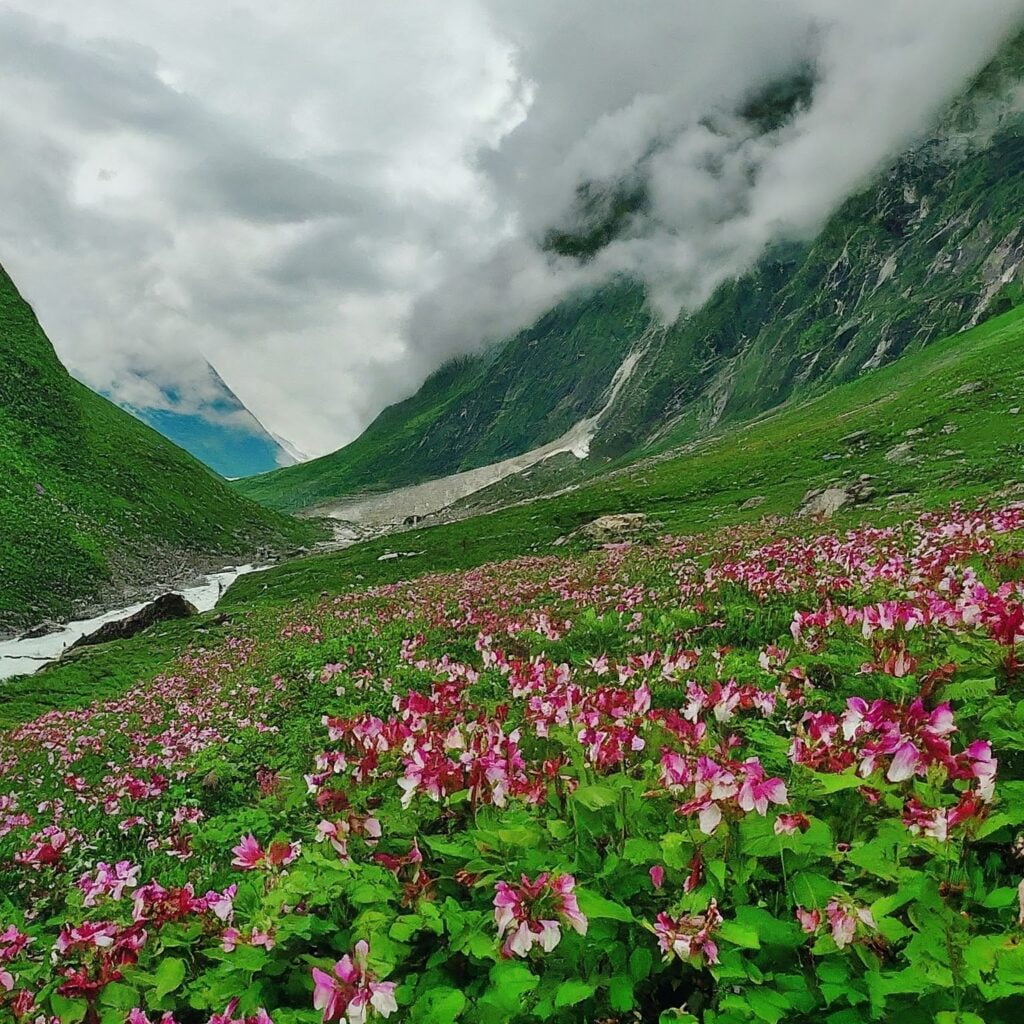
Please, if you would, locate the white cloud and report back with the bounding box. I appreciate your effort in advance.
[0,1,1021,456]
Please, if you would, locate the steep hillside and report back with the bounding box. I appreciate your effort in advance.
[0,265,320,632]
[238,33,1024,514]
[118,365,302,479]
[229,303,1024,607]
[238,285,645,511]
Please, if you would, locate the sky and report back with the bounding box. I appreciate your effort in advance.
[1,1,1023,458]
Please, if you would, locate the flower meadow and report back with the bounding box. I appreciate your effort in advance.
[3,505,1024,1023]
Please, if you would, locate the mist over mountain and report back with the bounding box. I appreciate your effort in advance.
[1,2,1022,457]
[112,364,304,478]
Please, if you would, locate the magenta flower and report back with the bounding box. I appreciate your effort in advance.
[736,758,788,815]
[312,940,397,1023]
[886,741,921,783]
[493,873,588,958]
[654,899,723,965]
[826,898,875,949]
[649,865,665,889]
[774,813,810,836]
[795,906,821,934]
[231,834,264,870]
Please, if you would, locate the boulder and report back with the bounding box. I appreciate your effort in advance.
[798,480,877,519]
[68,593,197,652]
[948,381,985,397]
[740,495,766,510]
[884,441,917,464]
[19,619,61,640]
[574,513,651,545]
[840,429,870,446]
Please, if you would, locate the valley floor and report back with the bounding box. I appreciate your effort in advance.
[2,495,1024,1022]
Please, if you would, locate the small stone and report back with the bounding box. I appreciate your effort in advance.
[740,495,766,510]
[840,430,870,446]
[885,441,917,464]
[948,381,985,397]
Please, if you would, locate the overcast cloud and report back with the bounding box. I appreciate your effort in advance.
[1,2,1022,456]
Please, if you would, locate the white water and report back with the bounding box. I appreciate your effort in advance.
[0,564,265,682]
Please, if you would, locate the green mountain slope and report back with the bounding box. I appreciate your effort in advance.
[237,34,1024,515]
[228,303,1024,608]
[238,284,646,511]
[0,265,319,632]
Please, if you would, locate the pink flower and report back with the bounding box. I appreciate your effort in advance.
[204,884,237,923]
[796,907,821,934]
[826,898,875,949]
[774,813,810,836]
[736,758,788,815]
[886,741,921,783]
[1018,878,1024,928]
[312,941,397,1024]
[965,740,997,802]
[654,899,722,965]
[0,968,13,992]
[231,834,265,870]
[649,865,665,889]
[493,873,587,958]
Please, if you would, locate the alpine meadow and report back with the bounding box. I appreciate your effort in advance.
[6,6,1024,1024]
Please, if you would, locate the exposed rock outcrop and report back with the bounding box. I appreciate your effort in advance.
[67,593,198,652]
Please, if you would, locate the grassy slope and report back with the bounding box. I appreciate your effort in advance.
[227,304,1024,602]
[12,303,1024,728]
[0,265,320,630]
[235,284,647,511]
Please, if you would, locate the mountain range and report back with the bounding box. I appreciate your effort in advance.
[114,366,306,479]
[236,32,1024,517]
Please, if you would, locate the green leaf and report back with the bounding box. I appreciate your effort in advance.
[718,920,760,950]
[734,906,803,949]
[623,837,661,864]
[577,889,635,923]
[154,956,187,999]
[483,962,539,1014]
[98,983,138,1010]
[554,979,596,1008]
[572,784,618,810]
[609,975,635,1012]
[413,987,466,1023]
[981,886,1018,909]
[50,995,88,1024]
[808,769,866,794]
[629,945,654,982]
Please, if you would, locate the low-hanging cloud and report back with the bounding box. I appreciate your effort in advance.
[0,1,1022,456]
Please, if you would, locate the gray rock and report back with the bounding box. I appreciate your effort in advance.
[19,619,61,640]
[949,381,985,397]
[840,430,871,446]
[578,513,650,544]
[885,441,917,464]
[740,495,766,510]
[68,593,197,652]
[799,480,877,518]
